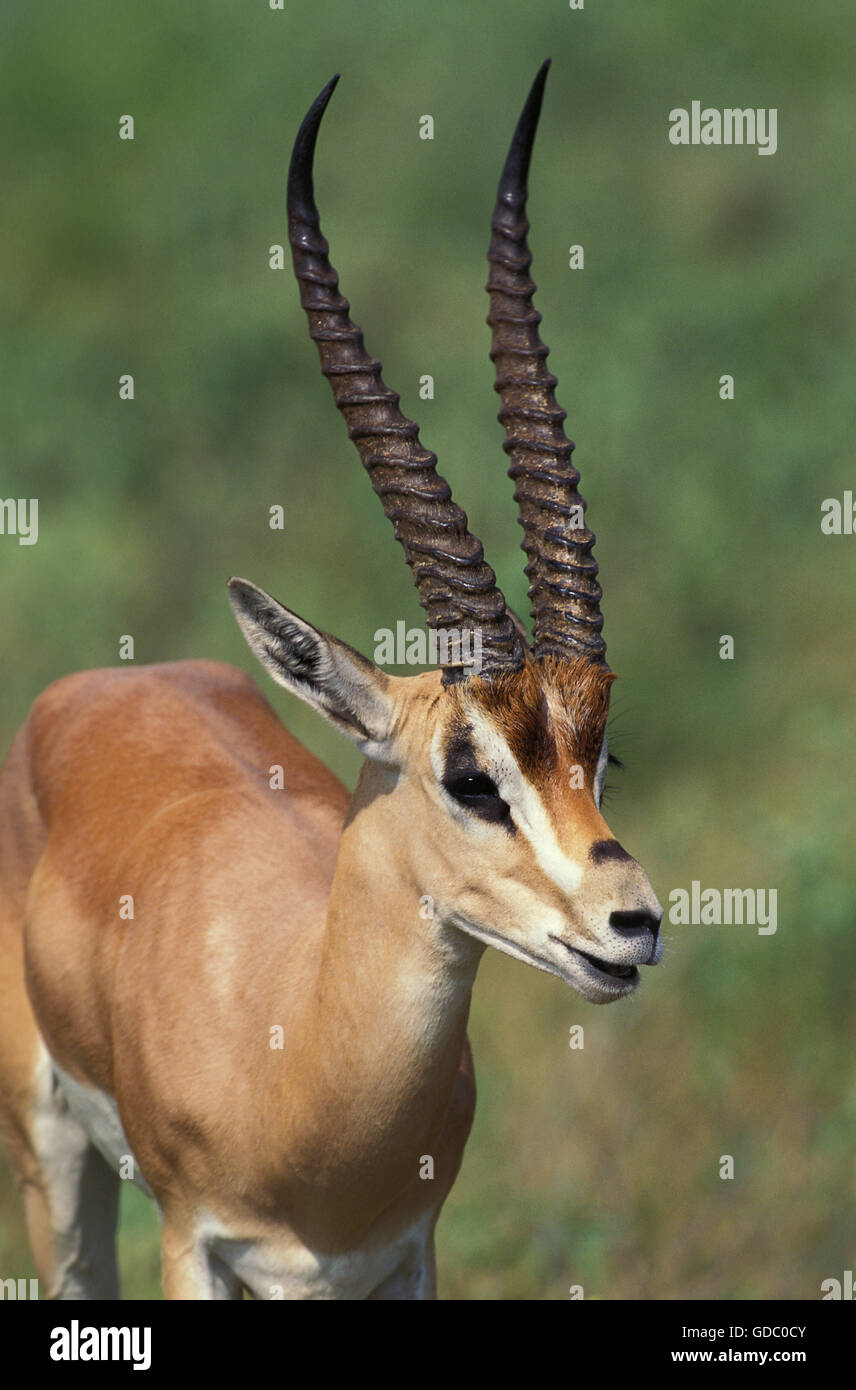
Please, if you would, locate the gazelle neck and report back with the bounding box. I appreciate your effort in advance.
[287,758,482,1239]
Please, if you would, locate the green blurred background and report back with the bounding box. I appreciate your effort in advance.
[1,0,854,1299]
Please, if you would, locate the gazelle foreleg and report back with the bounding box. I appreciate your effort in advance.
[5,1048,120,1300]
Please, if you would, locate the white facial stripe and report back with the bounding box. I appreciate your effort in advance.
[465,708,584,895]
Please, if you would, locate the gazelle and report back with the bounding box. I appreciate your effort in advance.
[0,61,662,1301]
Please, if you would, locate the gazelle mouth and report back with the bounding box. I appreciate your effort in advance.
[549,936,640,985]
[576,951,638,982]
[451,916,641,1002]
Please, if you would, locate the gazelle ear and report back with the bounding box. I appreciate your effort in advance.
[227,578,398,760]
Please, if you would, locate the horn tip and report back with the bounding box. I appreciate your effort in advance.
[498,60,551,203]
[288,74,342,215]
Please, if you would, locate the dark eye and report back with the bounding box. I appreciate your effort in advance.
[444,773,511,825]
[449,773,497,799]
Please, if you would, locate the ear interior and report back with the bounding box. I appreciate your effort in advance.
[227,577,395,753]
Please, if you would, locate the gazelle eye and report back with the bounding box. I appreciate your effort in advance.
[448,774,497,799]
[444,773,511,825]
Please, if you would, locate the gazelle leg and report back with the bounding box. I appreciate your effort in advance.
[161,1222,243,1300]
[3,1049,120,1300]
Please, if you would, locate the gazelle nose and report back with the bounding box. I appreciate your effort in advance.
[609,908,662,941]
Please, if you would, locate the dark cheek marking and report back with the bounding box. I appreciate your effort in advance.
[589,839,632,865]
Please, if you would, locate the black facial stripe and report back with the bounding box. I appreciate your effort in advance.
[441,727,514,832]
[442,727,480,784]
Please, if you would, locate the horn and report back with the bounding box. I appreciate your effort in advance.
[486,59,607,665]
[287,76,525,683]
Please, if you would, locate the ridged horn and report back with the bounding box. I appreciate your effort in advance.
[487,59,607,666]
[287,75,525,683]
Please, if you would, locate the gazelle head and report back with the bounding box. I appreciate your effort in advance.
[229,62,662,1004]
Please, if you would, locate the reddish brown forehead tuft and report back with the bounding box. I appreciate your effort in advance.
[456,655,616,784]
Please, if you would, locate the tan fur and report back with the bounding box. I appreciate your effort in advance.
[0,661,476,1298]
[462,654,616,788]
[0,648,659,1299]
